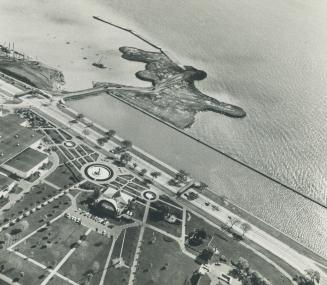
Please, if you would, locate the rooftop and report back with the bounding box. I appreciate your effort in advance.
[0,114,43,165]
[0,173,15,191]
[4,147,48,172]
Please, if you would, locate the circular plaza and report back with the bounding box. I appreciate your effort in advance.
[142,190,158,201]
[83,163,114,182]
[63,141,76,148]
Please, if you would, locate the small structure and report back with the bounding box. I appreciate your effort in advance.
[95,187,133,217]
[0,173,16,198]
[2,147,48,178]
[198,264,210,275]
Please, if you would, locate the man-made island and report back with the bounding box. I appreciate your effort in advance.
[94,46,246,129]
[0,46,326,285]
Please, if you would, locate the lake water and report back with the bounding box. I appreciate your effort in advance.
[1,0,327,256]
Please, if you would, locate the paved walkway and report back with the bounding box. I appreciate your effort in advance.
[128,202,150,285]
[185,192,326,283]
[40,228,92,285]
[99,237,117,285]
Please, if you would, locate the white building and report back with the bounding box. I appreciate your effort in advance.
[2,147,49,179]
[96,187,134,217]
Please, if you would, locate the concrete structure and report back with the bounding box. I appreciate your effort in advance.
[0,173,16,198]
[2,148,48,179]
[95,187,134,217]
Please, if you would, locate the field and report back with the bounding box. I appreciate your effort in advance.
[103,226,140,285]
[134,228,198,285]
[59,231,113,285]
[46,163,83,188]
[0,183,60,225]
[17,217,87,268]
[0,250,49,284]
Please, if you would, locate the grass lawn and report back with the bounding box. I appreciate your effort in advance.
[0,280,10,285]
[45,129,64,144]
[17,217,87,269]
[59,231,113,285]
[132,202,146,222]
[0,183,60,225]
[185,213,294,285]
[134,228,198,285]
[103,226,140,285]
[0,195,71,247]
[0,250,49,284]
[51,146,68,164]
[46,163,83,189]
[0,197,9,209]
[159,195,183,209]
[147,207,182,238]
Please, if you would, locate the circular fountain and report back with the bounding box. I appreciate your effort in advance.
[84,163,114,182]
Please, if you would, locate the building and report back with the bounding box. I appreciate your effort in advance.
[0,114,44,166]
[0,173,16,198]
[0,113,47,179]
[95,187,134,217]
[2,147,48,179]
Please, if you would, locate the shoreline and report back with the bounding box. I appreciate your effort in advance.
[64,89,327,210]
[64,91,327,262]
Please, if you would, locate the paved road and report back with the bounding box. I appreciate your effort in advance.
[185,191,327,283]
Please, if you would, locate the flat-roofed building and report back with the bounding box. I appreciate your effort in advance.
[0,114,44,166]
[0,173,16,198]
[2,147,48,179]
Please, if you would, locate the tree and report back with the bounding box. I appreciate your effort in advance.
[105,129,116,139]
[305,269,320,284]
[121,140,132,150]
[240,223,251,237]
[68,119,78,129]
[198,246,214,263]
[119,152,132,166]
[175,170,188,183]
[140,168,147,176]
[197,181,208,193]
[76,113,84,121]
[92,188,101,200]
[235,257,250,273]
[132,162,137,169]
[82,128,90,138]
[188,228,207,246]
[228,216,240,229]
[150,171,161,180]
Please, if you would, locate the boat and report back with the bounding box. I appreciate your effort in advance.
[92,55,106,69]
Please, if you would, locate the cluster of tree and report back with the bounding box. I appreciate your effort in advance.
[169,170,189,186]
[194,181,209,193]
[97,130,116,146]
[230,257,271,285]
[187,228,208,246]
[293,269,320,285]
